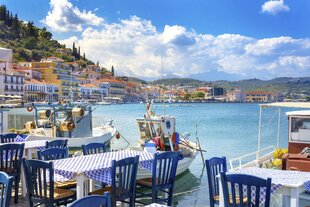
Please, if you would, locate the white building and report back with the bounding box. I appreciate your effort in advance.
[25,79,59,102]
[80,83,105,100]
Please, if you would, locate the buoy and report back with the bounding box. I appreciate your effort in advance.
[116,132,121,139]
[27,106,33,112]
[172,132,180,151]
[144,140,157,153]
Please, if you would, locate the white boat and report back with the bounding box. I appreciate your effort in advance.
[24,103,116,147]
[96,100,111,105]
[131,101,200,178]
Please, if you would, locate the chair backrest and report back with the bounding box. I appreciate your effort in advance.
[22,159,55,206]
[69,192,111,207]
[0,133,19,143]
[205,156,227,205]
[0,143,25,175]
[153,151,179,189]
[82,143,106,155]
[45,139,68,149]
[0,171,14,207]
[37,147,69,161]
[220,172,272,207]
[111,156,139,206]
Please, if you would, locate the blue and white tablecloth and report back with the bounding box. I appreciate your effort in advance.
[228,167,310,204]
[53,150,154,184]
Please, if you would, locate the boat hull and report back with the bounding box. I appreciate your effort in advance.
[27,126,116,147]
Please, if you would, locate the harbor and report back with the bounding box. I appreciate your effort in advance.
[2,102,309,206]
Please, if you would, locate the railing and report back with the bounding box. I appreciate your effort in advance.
[229,145,276,170]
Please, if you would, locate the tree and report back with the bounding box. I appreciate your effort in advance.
[184,93,191,100]
[83,52,86,61]
[111,65,115,76]
[0,5,7,21]
[72,42,76,56]
[39,27,52,40]
[196,92,205,98]
[78,46,80,60]
[24,21,38,38]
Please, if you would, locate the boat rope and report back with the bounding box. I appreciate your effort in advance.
[173,186,208,196]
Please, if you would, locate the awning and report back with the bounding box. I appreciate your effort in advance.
[260,102,310,109]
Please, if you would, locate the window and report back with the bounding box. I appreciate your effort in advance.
[166,121,171,129]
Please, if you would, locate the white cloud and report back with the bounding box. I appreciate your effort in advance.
[59,16,310,80]
[261,0,290,15]
[42,0,103,32]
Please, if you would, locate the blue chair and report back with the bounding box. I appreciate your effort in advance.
[0,133,19,143]
[136,151,179,206]
[22,159,76,207]
[70,192,111,207]
[38,147,69,160]
[220,172,272,207]
[37,147,76,189]
[0,143,24,203]
[45,139,68,149]
[90,156,140,207]
[82,143,107,155]
[0,171,14,207]
[205,157,227,207]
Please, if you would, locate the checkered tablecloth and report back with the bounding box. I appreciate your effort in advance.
[145,203,170,207]
[229,167,310,204]
[53,150,154,184]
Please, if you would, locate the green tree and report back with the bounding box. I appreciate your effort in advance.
[23,37,37,49]
[196,92,205,98]
[111,65,115,76]
[0,5,7,21]
[184,93,191,100]
[39,27,52,40]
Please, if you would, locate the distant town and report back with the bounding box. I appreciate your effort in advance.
[1,47,309,105]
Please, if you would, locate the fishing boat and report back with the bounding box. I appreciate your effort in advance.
[96,100,111,105]
[131,101,200,179]
[23,103,116,147]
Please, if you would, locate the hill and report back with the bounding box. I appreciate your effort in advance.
[151,78,206,86]
[0,4,94,64]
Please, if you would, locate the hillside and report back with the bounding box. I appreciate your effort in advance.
[0,4,94,64]
[151,78,206,86]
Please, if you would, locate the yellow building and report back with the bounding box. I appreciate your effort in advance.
[31,61,80,100]
[245,91,274,102]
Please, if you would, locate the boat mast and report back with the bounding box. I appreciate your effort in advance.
[161,56,165,116]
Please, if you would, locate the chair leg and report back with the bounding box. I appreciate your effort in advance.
[152,190,158,204]
[14,179,19,203]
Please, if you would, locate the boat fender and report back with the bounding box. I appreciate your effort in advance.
[154,136,165,150]
[27,106,33,112]
[116,132,121,139]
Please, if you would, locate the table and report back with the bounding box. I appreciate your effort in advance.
[219,167,310,207]
[53,150,154,199]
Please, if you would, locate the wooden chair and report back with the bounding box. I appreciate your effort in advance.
[37,147,69,160]
[136,151,179,206]
[82,143,107,155]
[22,159,76,207]
[205,157,227,207]
[90,156,140,207]
[0,143,24,203]
[0,133,19,143]
[37,147,76,189]
[70,192,111,207]
[0,171,14,207]
[220,172,272,207]
[45,139,68,149]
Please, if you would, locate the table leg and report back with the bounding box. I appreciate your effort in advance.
[290,188,299,207]
[76,175,85,199]
[89,179,95,192]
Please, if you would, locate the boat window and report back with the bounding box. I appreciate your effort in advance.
[166,121,171,129]
[290,117,310,142]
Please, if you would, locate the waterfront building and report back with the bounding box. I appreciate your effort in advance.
[31,61,80,100]
[125,82,142,102]
[226,89,246,102]
[97,78,125,100]
[25,79,59,102]
[0,72,24,98]
[80,83,105,100]
[245,91,275,102]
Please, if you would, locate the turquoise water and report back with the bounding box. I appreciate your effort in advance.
[92,103,292,206]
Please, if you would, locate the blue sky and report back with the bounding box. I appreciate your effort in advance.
[1,0,310,80]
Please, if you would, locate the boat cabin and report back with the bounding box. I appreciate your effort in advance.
[287,110,310,153]
[283,110,310,172]
[136,115,176,142]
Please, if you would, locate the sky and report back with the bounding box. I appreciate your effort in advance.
[1,0,310,81]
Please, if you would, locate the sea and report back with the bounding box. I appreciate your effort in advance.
[7,103,304,206]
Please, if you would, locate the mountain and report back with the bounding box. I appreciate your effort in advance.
[189,70,244,81]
